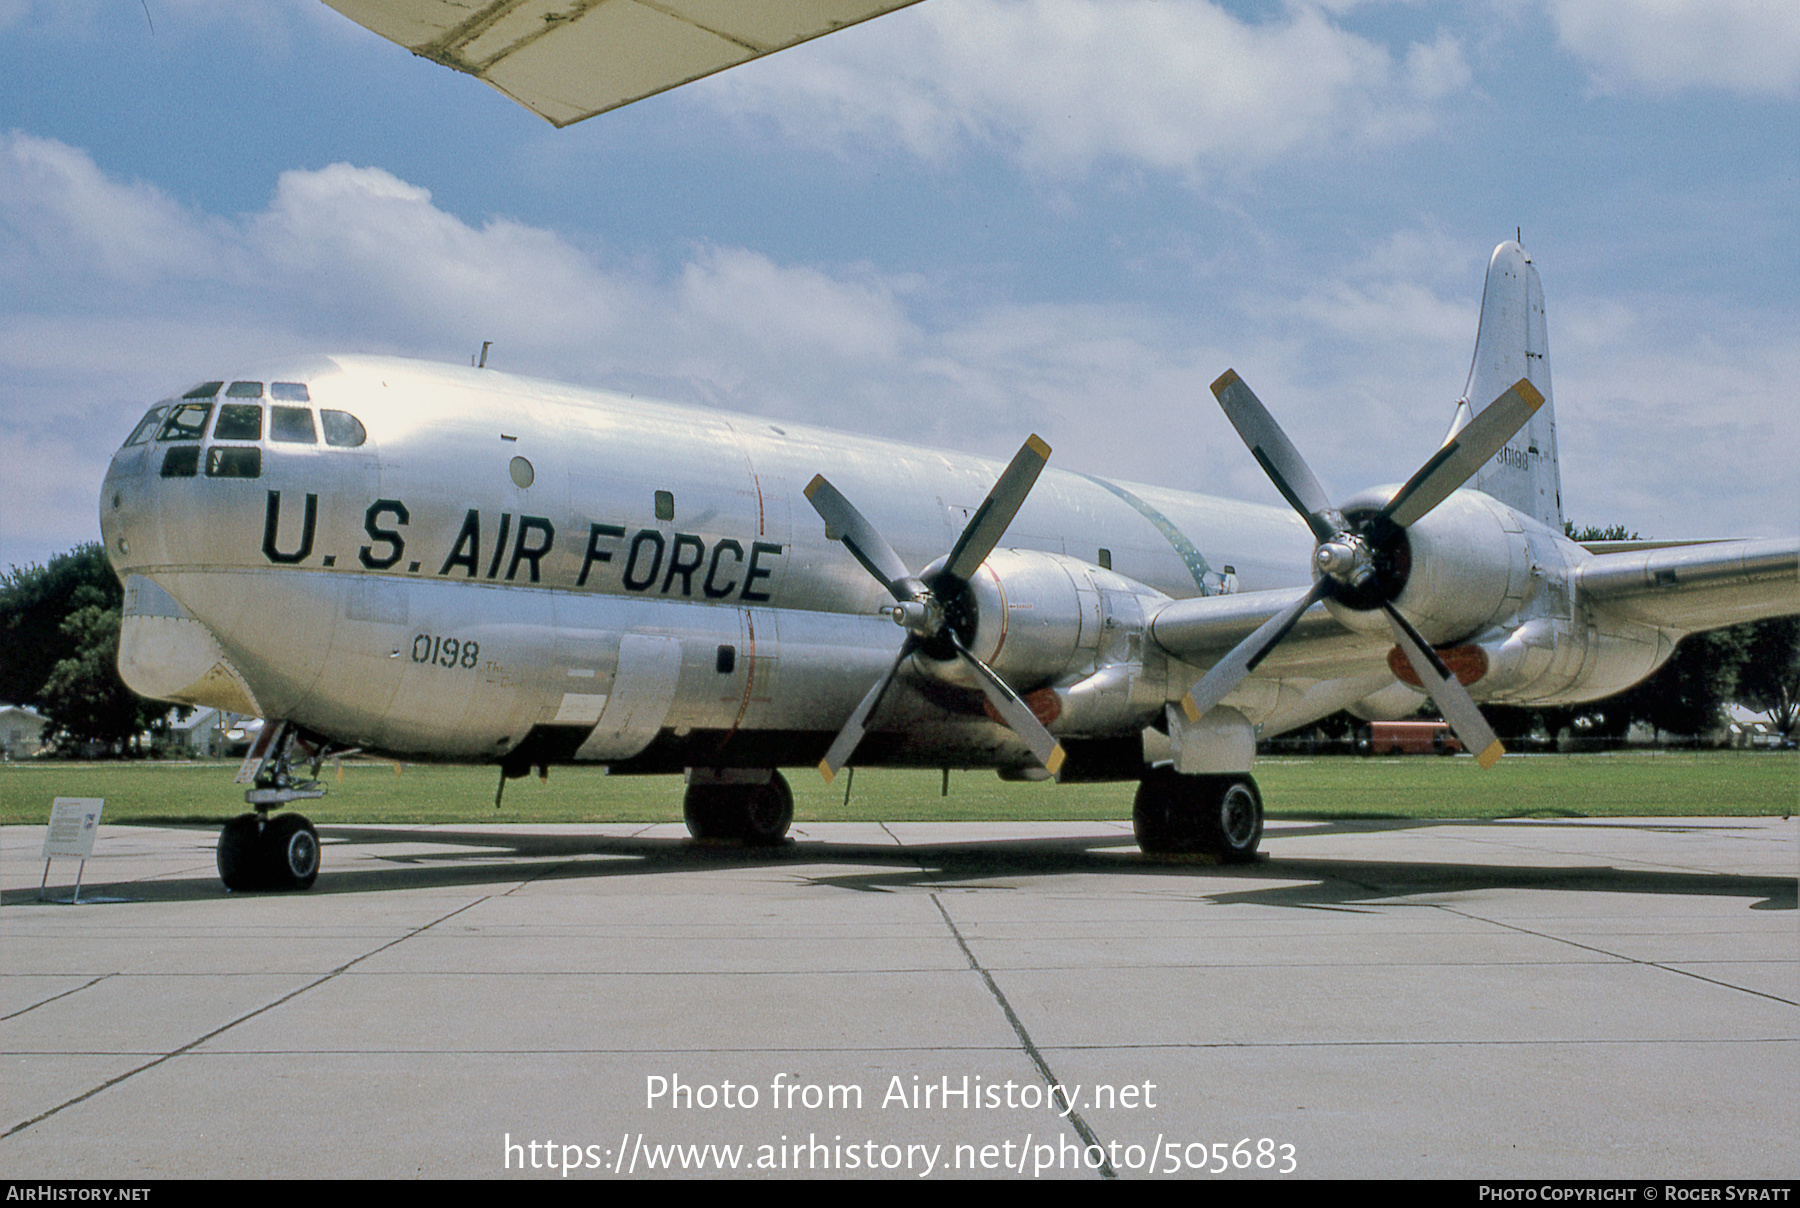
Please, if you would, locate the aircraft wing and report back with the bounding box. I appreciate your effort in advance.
[1577,536,1800,632]
[1147,586,1390,680]
[323,0,925,126]
[1149,536,1800,688]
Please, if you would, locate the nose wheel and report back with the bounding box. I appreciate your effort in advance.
[218,812,321,891]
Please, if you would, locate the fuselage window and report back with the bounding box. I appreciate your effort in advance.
[157,402,213,441]
[182,382,223,400]
[123,406,169,447]
[226,381,264,399]
[160,446,200,477]
[270,382,311,402]
[270,406,317,444]
[206,447,262,479]
[214,403,263,442]
[321,410,366,448]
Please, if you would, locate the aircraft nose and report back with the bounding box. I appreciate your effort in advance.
[100,405,171,573]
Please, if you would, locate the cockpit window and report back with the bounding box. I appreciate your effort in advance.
[123,406,168,447]
[270,406,317,444]
[214,403,263,442]
[226,381,263,399]
[182,382,223,400]
[270,382,310,402]
[157,402,213,441]
[206,447,262,479]
[160,446,200,477]
[321,409,366,448]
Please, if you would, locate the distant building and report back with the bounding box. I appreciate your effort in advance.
[165,708,261,758]
[0,705,48,759]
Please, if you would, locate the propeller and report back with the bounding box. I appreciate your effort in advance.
[805,436,1066,782]
[1181,370,1545,769]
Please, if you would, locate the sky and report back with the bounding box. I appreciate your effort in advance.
[2,0,1796,573]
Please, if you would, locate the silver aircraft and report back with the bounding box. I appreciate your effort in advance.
[99,242,1800,890]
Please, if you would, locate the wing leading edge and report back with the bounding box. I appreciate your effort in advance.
[323,0,925,126]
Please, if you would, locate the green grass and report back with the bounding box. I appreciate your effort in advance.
[0,750,1793,826]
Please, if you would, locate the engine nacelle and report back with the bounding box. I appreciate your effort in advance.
[917,549,1167,694]
[1327,488,1535,646]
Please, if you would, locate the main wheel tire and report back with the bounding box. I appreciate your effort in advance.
[682,785,735,841]
[740,772,793,846]
[263,813,321,890]
[1133,769,1264,862]
[1132,766,1187,854]
[683,773,794,845]
[1195,776,1263,863]
[218,813,267,891]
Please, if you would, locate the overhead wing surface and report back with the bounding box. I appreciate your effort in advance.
[323,0,925,126]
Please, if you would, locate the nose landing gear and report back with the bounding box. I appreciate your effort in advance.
[218,720,344,891]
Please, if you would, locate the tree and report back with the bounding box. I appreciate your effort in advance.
[1613,627,1750,739]
[1564,522,1639,543]
[0,544,120,707]
[1733,616,1800,737]
[0,543,168,754]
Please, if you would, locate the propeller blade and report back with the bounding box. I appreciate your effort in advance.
[804,474,922,602]
[941,435,1052,583]
[1381,378,1545,528]
[1210,370,1340,543]
[1179,578,1333,722]
[817,638,916,782]
[950,633,1066,775]
[1380,603,1504,768]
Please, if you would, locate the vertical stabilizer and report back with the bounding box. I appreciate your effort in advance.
[1460,242,1562,529]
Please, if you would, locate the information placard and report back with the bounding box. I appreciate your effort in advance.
[40,797,104,903]
[43,797,104,858]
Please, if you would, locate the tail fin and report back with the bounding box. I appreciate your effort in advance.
[1455,241,1562,529]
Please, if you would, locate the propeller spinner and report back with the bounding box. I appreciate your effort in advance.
[1182,370,1545,769]
[804,437,1066,782]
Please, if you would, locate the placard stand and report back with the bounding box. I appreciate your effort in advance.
[39,797,104,904]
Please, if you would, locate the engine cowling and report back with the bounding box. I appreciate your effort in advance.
[916,549,1167,694]
[1326,487,1535,646]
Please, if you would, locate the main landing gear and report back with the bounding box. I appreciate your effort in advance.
[217,811,320,892]
[218,720,341,892]
[1132,766,1264,862]
[683,769,794,845]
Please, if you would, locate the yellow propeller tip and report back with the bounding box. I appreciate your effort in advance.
[1476,740,1504,769]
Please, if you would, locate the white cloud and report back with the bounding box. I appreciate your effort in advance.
[1545,0,1800,96]
[701,0,1472,177]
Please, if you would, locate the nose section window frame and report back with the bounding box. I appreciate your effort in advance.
[321,410,366,448]
[270,406,317,444]
[214,403,263,442]
[123,405,170,447]
[156,402,213,442]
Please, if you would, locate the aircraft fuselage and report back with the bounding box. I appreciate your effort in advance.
[101,354,1313,774]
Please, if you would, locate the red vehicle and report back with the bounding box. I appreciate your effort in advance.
[1365,721,1462,756]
